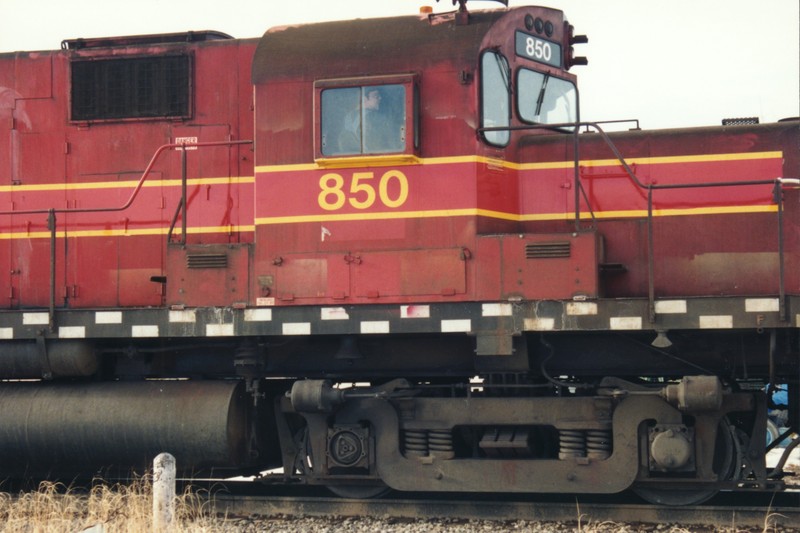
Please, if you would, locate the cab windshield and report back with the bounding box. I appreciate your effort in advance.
[517,68,577,126]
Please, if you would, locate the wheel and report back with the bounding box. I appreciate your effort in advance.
[326,483,391,499]
[633,418,742,506]
[766,419,780,447]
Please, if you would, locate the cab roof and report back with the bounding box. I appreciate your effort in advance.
[252,9,524,83]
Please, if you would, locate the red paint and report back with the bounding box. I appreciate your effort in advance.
[1,9,798,312]
[0,36,256,308]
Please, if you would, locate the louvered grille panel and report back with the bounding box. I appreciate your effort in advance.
[187,253,228,269]
[525,241,571,259]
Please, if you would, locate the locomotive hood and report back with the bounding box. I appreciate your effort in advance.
[252,9,511,83]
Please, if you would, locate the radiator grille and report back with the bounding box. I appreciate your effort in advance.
[71,55,190,121]
[721,117,759,126]
[187,253,228,269]
[525,241,571,259]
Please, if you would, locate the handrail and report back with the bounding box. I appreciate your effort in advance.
[578,118,640,133]
[0,140,252,217]
[479,121,792,322]
[482,121,779,192]
[5,139,253,331]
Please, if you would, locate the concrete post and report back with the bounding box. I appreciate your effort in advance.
[152,453,176,531]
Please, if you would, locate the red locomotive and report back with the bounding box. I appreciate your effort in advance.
[0,2,797,505]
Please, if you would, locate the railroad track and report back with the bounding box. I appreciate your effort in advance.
[204,489,800,529]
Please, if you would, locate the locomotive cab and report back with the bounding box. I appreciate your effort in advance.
[250,6,592,308]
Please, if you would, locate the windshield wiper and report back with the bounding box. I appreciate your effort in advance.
[534,73,550,118]
[494,52,511,96]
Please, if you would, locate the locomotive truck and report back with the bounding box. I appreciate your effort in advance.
[0,1,797,505]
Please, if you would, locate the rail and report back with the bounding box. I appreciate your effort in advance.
[203,490,800,529]
[479,121,795,323]
[0,139,252,331]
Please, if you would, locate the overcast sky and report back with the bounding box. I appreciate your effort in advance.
[1,0,797,129]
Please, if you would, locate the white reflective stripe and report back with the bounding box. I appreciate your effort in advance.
[95,311,123,324]
[23,313,49,325]
[59,326,86,339]
[206,324,234,336]
[566,302,597,316]
[132,325,159,337]
[610,317,642,330]
[0,328,13,339]
[283,323,311,335]
[401,305,430,318]
[244,308,273,322]
[699,315,733,329]
[169,310,196,323]
[321,308,350,320]
[654,300,687,314]
[524,318,555,331]
[441,319,471,333]
[482,303,512,317]
[745,298,779,313]
[361,321,390,334]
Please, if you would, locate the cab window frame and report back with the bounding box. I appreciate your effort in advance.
[515,67,578,129]
[314,74,418,160]
[479,50,512,147]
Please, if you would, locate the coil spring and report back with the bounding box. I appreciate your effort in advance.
[586,429,612,460]
[428,429,455,459]
[558,429,586,460]
[403,430,428,457]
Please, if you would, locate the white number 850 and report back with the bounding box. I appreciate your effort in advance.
[526,37,552,62]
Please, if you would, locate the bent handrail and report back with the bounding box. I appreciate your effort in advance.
[478,121,791,322]
[0,140,252,217]
[8,139,253,332]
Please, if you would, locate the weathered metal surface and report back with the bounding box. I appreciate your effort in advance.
[0,295,791,340]
[0,339,95,378]
[318,395,662,494]
[253,10,516,83]
[0,380,252,475]
[166,243,252,307]
[0,37,256,309]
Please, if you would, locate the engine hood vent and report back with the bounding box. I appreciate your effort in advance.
[525,241,571,259]
[187,253,228,269]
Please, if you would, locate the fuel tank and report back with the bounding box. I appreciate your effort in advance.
[0,380,258,476]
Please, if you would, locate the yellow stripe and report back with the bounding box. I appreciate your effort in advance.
[0,176,254,193]
[519,151,784,171]
[256,151,783,174]
[256,156,477,173]
[314,154,423,169]
[521,204,778,221]
[0,225,255,240]
[256,204,778,225]
[256,209,479,225]
[3,152,780,192]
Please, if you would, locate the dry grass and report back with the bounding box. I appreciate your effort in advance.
[0,478,795,533]
[0,477,229,533]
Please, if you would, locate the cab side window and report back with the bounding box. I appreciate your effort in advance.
[320,84,406,157]
[481,51,511,146]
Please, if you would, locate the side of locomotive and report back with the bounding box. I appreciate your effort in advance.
[251,6,798,504]
[0,4,796,506]
[0,31,270,475]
